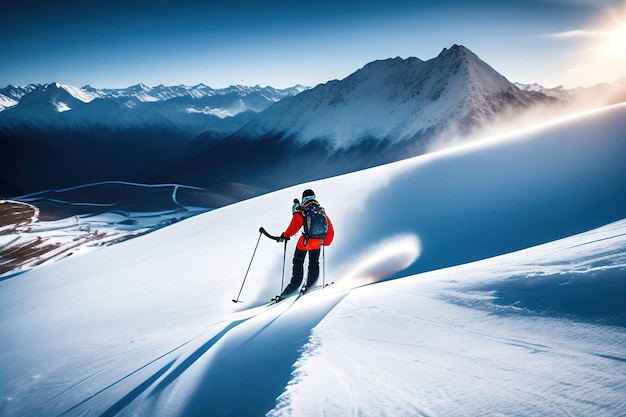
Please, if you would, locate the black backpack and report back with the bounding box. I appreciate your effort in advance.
[301,201,328,242]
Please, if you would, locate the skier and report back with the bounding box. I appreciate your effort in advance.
[278,189,334,298]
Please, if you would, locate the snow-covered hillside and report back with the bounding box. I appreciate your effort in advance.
[0,103,625,416]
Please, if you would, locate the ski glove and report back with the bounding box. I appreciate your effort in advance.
[279,232,290,243]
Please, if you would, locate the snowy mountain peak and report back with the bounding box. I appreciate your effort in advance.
[12,82,85,113]
[57,83,99,103]
[233,44,541,149]
[431,44,513,95]
[437,43,470,57]
[0,84,38,111]
[360,56,424,71]
[0,93,18,111]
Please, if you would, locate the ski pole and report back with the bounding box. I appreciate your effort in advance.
[232,230,262,303]
[322,239,326,287]
[258,226,290,295]
[281,238,288,294]
[259,227,281,242]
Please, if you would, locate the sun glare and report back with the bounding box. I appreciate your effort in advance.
[575,3,626,86]
[609,23,626,55]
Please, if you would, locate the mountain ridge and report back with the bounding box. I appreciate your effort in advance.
[228,45,545,149]
[0,82,307,132]
[166,44,555,190]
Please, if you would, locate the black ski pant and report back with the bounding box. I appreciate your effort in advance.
[282,248,320,296]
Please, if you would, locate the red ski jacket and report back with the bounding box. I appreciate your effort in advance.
[283,203,334,250]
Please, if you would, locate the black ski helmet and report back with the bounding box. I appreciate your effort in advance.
[302,189,315,200]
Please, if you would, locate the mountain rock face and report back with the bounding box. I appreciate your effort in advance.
[169,45,551,189]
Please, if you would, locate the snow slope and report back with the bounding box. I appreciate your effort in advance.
[0,103,625,416]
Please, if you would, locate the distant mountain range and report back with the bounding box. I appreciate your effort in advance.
[0,83,306,196]
[0,83,306,135]
[1,44,624,198]
[515,79,626,104]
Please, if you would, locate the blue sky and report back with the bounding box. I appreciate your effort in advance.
[2,0,625,89]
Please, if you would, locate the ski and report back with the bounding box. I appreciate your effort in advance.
[267,293,297,306]
[302,281,334,294]
[268,281,335,305]
[268,295,284,305]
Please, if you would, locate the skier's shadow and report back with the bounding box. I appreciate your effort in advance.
[181,293,346,417]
